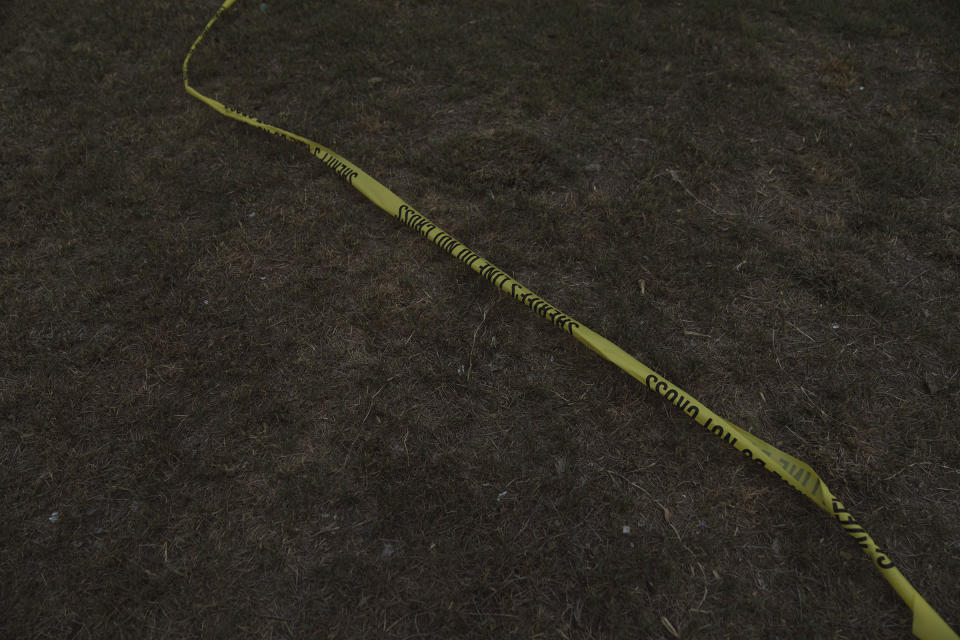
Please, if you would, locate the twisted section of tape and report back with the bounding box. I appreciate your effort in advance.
[183,3,957,638]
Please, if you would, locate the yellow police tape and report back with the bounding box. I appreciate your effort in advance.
[184,2,957,637]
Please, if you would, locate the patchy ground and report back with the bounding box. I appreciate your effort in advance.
[2,1,958,638]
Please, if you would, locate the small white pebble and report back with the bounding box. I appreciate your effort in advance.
[622,524,631,535]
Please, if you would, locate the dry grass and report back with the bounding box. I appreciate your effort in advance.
[2,1,959,638]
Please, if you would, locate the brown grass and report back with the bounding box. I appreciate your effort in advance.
[2,1,959,638]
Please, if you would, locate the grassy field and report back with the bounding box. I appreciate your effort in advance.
[2,0,959,637]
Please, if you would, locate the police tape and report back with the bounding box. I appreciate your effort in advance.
[183,2,957,638]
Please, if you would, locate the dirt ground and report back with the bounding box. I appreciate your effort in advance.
[2,1,959,638]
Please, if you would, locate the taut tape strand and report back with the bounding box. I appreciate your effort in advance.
[183,3,957,638]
